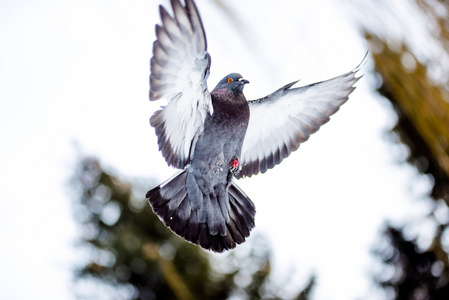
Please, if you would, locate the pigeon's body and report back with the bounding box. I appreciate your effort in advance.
[148,74,253,251]
[193,80,250,181]
[146,0,366,252]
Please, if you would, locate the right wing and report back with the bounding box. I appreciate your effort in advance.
[150,0,213,169]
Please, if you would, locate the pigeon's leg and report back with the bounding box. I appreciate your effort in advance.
[229,157,239,173]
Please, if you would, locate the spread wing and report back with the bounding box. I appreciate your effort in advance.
[237,57,366,178]
[150,0,212,169]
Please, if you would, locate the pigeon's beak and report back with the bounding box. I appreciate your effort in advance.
[239,78,250,85]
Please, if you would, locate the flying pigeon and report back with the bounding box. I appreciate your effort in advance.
[146,0,365,252]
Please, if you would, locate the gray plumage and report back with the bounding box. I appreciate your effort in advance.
[146,0,365,252]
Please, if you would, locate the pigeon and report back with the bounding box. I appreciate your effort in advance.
[146,0,365,252]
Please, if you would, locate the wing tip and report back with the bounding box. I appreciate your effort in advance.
[352,51,369,75]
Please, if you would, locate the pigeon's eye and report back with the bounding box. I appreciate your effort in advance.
[227,78,233,83]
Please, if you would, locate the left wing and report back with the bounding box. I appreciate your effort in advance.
[236,57,365,178]
[149,0,212,169]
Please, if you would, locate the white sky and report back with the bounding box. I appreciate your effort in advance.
[0,0,434,299]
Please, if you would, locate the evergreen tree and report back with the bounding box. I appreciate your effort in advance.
[347,0,449,298]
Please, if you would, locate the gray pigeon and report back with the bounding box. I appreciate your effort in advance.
[146,0,365,252]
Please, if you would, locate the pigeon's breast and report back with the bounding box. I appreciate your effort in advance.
[210,88,250,129]
[210,89,250,147]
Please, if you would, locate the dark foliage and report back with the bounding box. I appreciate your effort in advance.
[375,226,449,300]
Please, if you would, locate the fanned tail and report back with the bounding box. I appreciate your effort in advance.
[146,170,255,252]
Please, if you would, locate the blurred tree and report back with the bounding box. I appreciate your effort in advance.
[374,226,449,299]
[70,156,311,300]
[346,0,449,298]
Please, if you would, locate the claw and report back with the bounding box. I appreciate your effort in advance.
[230,158,239,173]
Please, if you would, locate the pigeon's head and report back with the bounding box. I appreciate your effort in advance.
[213,73,250,94]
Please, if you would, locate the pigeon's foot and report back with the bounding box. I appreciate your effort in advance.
[230,157,239,173]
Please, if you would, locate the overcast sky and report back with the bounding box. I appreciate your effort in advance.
[0,0,433,299]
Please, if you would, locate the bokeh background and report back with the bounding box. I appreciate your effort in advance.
[1,0,449,299]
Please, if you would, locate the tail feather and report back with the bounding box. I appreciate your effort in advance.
[229,184,256,217]
[228,195,251,238]
[167,188,186,211]
[183,210,200,242]
[217,188,231,223]
[169,195,191,235]
[198,223,212,249]
[146,170,256,252]
[226,217,246,244]
[186,172,201,210]
[230,197,255,235]
[207,194,226,236]
[158,171,186,199]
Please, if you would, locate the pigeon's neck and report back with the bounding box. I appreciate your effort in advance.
[211,87,245,101]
